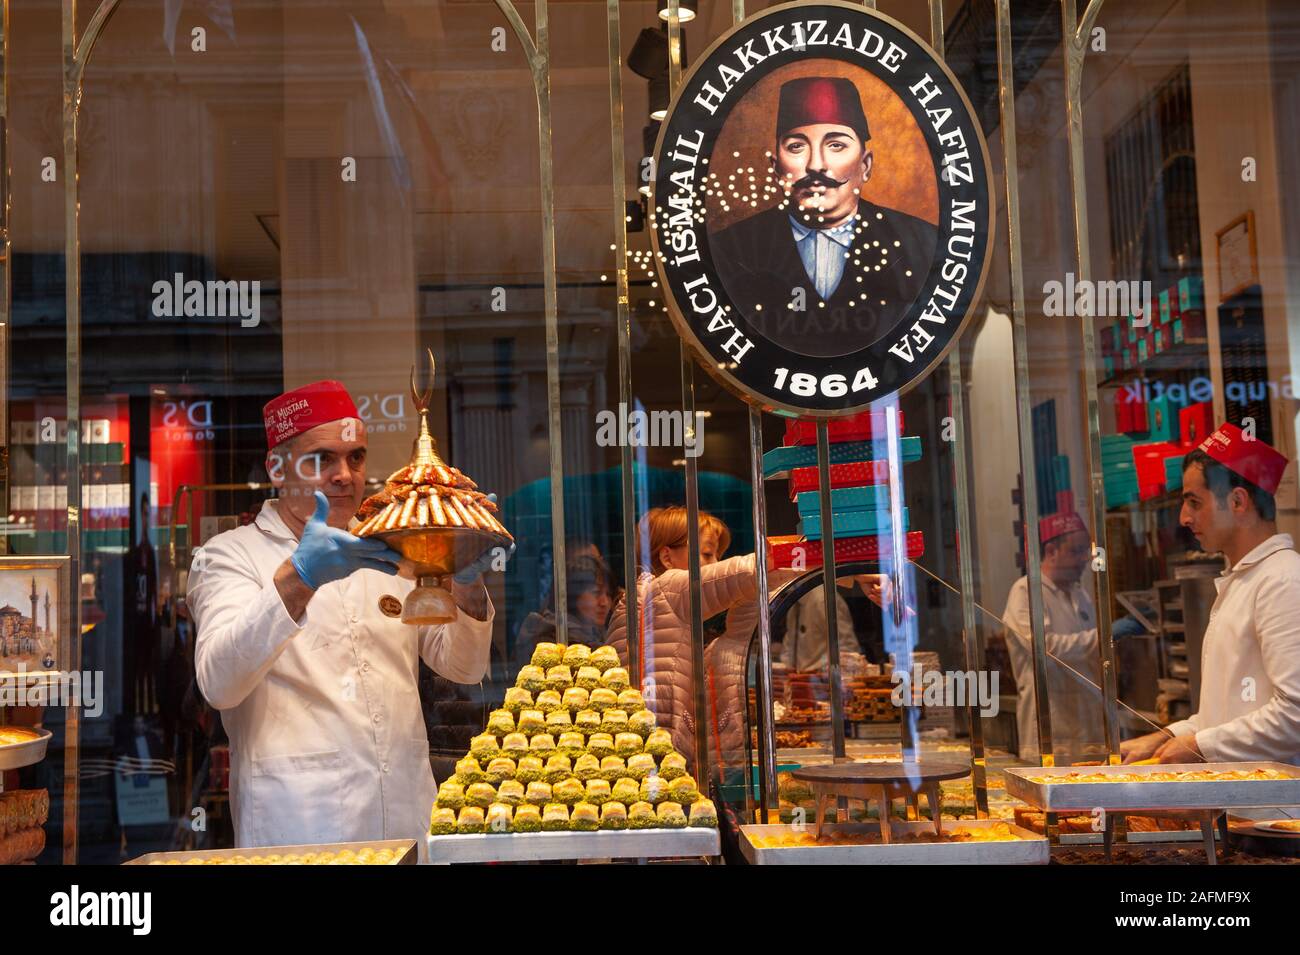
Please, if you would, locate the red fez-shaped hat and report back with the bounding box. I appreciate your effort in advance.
[263,380,359,449]
[1039,511,1087,545]
[1196,422,1288,495]
[776,77,870,141]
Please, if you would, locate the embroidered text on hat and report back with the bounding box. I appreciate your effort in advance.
[262,380,360,450]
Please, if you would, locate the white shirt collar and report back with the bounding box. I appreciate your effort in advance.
[255,498,298,542]
[1229,533,1294,574]
[789,213,857,248]
[1041,574,1081,598]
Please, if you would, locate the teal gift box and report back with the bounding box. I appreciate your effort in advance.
[1158,289,1171,326]
[1147,394,1184,442]
[795,484,891,519]
[799,507,910,541]
[1178,275,1204,311]
[1172,318,1184,344]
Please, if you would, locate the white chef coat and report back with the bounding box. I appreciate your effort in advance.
[1166,534,1300,764]
[187,499,494,849]
[779,586,858,671]
[1002,574,1103,762]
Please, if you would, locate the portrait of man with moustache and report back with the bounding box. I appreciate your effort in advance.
[708,76,938,356]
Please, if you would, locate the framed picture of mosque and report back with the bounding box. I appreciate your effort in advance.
[0,556,71,681]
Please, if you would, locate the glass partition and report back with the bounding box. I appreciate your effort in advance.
[2,0,1297,867]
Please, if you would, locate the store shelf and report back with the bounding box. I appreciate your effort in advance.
[739,821,1048,865]
[1098,338,1210,388]
[1107,489,1182,513]
[426,827,720,864]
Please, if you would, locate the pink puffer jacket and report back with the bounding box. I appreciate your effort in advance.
[606,555,797,770]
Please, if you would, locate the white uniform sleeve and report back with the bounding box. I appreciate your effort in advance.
[1164,715,1202,737]
[1001,580,1098,666]
[1195,572,1300,762]
[419,591,496,683]
[189,539,304,711]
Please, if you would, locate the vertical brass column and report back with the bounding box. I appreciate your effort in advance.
[664,0,710,785]
[750,408,779,820]
[712,0,780,822]
[929,0,989,818]
[816,422,847,761]
[0,0,10,553]
[605,0,640,685]
[492,0,568,642]
[57,0,122,863]
[60,0,83,869]
[1061,0,1120,765]
[994,0,1055,770]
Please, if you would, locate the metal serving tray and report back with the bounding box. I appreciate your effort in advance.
[1003,762,1300,812]
[739,820,1048,865]
[0,728,52,771]
[426,827,720,864]
[124,838,417,865]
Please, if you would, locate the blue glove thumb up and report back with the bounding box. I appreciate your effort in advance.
[290,490,402,589]
[311,488,331,523]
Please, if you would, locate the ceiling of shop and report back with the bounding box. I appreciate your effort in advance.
[5,0,965,423]
[10,1,952,281]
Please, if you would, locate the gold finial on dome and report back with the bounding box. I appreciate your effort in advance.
[409,347,446,469]
[355,346,512,625]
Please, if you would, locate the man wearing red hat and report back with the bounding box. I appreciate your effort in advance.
[1002,511,1145,763]
[1123,424,1300,765]
[709,75,937,356]
[187,380,505,851]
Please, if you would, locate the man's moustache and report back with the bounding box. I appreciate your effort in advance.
[793,172,847,190]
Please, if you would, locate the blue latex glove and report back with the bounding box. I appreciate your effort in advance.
[1111,615,1147,639]
[290,491,402,589]
[454,510,515,586]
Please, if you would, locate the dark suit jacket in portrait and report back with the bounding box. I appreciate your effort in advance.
[708,198,938,357]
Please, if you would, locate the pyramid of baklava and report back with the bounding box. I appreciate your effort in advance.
[430,642,718,836]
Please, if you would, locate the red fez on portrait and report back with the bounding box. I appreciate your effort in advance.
[263,380,360,449]
[1197,422,1288,495]
[776,77,871,141]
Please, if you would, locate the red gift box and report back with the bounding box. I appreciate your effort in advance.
[1181,306,1206,339]
[1132,440,1183,498]
[1114,386,1147,434]
[1179,401,1215,448]
[783,409,904,447]
[771,531,925,569]
[787,460,890,498]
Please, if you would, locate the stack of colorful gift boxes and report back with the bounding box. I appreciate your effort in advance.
[1099,275,1206,380]
[1103,396,1215,506]
[761,409,924,569]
